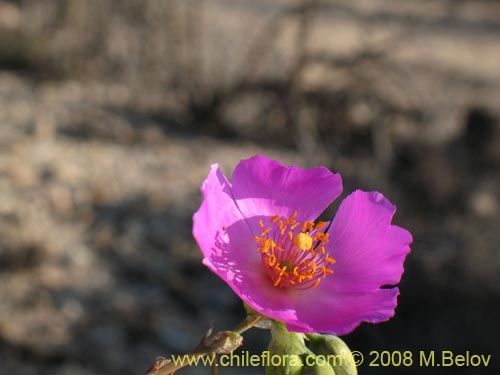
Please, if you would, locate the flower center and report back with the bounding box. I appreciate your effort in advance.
[254,211,335,289]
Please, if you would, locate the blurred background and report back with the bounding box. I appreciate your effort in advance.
[0,0,499,374]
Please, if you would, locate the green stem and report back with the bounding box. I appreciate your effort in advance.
[233,314,263,334]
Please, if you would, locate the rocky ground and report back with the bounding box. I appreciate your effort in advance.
[1,1,500,374]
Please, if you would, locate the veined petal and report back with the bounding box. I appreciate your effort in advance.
[193,164,296,322]
[286,287,399,335]
[231,155,342,225]
[193,164,257,277]
[284,190,411,334]
[327,190,412,292]
[218,256,297,324]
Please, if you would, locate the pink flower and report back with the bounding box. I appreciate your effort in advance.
[193,155,412,335]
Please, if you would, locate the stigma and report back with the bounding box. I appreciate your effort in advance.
[254,211,335,289]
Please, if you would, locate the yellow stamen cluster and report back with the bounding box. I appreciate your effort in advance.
[254,211,335,289]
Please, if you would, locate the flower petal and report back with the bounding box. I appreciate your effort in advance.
[193,164,296,322]
[286,287,400,335]
[328,190,412,292]
[218,257,297,324]
[189,164,260,281]
[231,155,342,224]
[284,190,411,335]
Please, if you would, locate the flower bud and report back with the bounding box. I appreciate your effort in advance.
[307,334,357,375]
[266,322,308,375]
[300,353,336,375]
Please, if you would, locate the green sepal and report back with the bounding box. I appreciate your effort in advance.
[265,321,308,375]
[306,334,357,375]
[300,353,336,375]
